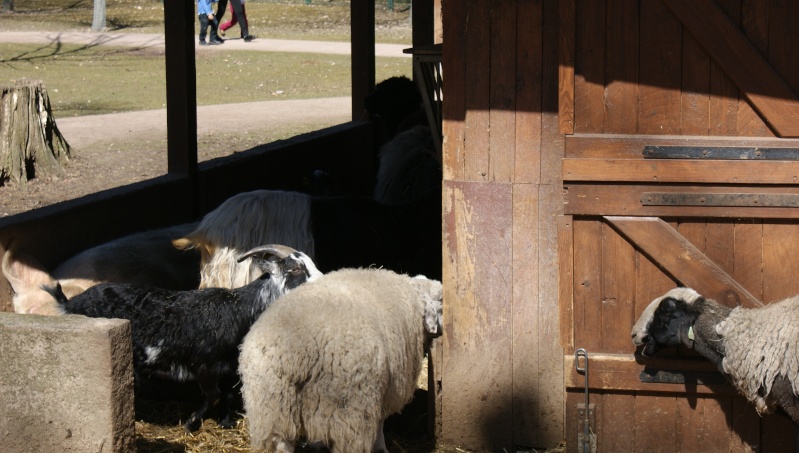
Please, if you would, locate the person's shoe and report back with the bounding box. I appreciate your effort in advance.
[210,38,225,45]
[243,35,256,42]
[199,40,208,46]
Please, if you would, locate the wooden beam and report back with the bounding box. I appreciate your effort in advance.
[662,0,799,137]
[604,216,763,308]
[563,158,799,184]
[563,353,737,395]
[351,0,375,121]
[558,0,575,134]
[163,0,198,215]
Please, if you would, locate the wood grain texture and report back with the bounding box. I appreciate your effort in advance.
[663,0,799,137]
[441,0,465,181]
[564,133,799,158]
[489,0,517,182]
[605,216,763,307]
[514,0,543,184]
[563,158,799,184]
[558,0,575,135]
[573,0,605,134]
[604,0,639,134]
[441,181,514,450]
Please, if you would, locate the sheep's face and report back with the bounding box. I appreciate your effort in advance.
[632,287,702,356]
[413,275,443,336]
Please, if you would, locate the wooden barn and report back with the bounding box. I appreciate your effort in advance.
[3,0,799,451]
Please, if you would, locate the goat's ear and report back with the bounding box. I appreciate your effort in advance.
[2,248,56,294]
[172,237,194,250]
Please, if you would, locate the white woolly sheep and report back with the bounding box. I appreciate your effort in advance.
[632,287,799,425]
[238,268,443,453]
[2,223,200,315]
[46,244,321,432]
[173,187,441,290]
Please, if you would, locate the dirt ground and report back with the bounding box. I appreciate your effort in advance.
[0,94,352,217]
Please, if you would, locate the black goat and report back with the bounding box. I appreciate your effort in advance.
[45,244,321,431]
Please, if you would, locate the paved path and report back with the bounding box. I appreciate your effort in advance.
[0,32,411,58]
[0,32,406,148]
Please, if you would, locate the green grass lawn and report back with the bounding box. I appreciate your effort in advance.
[0,43,413,117]
[0,0,414,117]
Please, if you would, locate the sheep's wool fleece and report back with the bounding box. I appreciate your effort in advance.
[239,268,438,452]
[717,295,799,414]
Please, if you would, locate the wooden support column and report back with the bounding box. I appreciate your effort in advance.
[163,0,198,215]
[351,0,375,121]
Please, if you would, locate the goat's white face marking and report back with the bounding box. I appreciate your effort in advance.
[144,346,161,364]
[295,252,322,283]
[631,287,702,346]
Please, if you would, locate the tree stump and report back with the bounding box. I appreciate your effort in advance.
[0,79,71,185]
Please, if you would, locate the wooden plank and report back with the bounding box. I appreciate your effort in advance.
[441,0,465,181]
[600,222,636,353]
[706,221,735,278]
[599,392,634,452]
[767,0,799,95]
[605,216,763,308]
[573,0,605,133]
[512,183,539,447]
[708,0,740,137]
[662,0,799,137]
[680,29,710,135]
[514,0,542,184]
[564,354,735,394]
[730,397,760,452]
[635,395,678,451]
[564,184,799,219]
[763,223,799,302]
[737,0,772,137]
[733,222,763,299]
[463,0,491,182]
[558,216,574,351]
[558,0,575,135]
[564,133,799,158]
[537,2,566,446]
[676,395,704,452]
[488,0,516,182]
[563,158,799,184]
[638,0,682,135]
[604,0,639,134]
[537,183,566,446]
[441,181,514,450]
[572,219,602,352]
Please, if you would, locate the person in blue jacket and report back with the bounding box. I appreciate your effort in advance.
[198,0,224,46]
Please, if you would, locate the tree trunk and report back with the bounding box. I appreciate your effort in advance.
[0,79,71,185]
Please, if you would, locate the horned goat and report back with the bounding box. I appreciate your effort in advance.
[238,268,443,453]
[3,223,200,315]
[46,244,321,431]
[632,287,799,426]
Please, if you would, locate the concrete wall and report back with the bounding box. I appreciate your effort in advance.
[0,313,134,452]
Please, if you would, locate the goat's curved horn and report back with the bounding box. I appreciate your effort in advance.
[237,244,298,263]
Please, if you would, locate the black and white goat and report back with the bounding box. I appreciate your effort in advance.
[45,244,321,432]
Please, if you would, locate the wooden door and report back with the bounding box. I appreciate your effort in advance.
[559,0,799,451]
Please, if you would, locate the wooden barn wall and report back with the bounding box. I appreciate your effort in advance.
[557,0,799,451]
[442,0,799,450]
[440,0,562,450]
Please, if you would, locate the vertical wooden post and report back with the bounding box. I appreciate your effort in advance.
[412,0,434,48]
[351,0,375,121]
[163,0,199,216]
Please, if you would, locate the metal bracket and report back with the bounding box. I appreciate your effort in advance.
[575,349,596,453]
[642,146,799,160]
[641,193,799,208]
